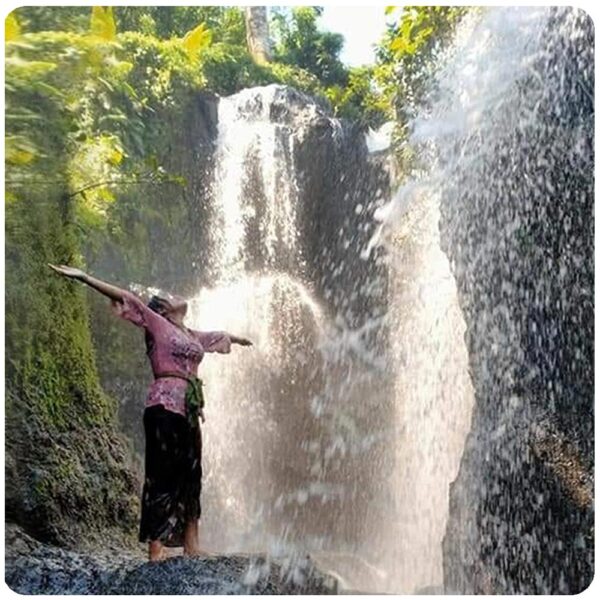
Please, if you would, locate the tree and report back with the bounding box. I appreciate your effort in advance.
[271,7,347,87]
[244,7,271,64]
[9,6,90,33]
[114,6,245,45]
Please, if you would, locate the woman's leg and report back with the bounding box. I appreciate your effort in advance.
[183,519,200,555]
[183,422,205,557]
[184,520,212,557]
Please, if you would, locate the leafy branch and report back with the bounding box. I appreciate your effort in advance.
[5,171,188,198]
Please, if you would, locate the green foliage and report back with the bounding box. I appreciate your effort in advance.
[198,41,323,97]
[181,21,212,58]
[90,6,116,41]
[6,11,21,40]
[267,62,322,95]
[115,6,243,42]
[326,66,390,128]
[117,31,205,109]
[11,6,91,33]
[4,9,210,437]
[5,23,206,222]
[373,6,469,166]
[271,7,347,87]
[198,43,268,95]
[7,30,132,223]
[8,5,412,131]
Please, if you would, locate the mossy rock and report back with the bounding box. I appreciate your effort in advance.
[6,407,140,548]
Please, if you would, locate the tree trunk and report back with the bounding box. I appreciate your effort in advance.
[244,7,271,64]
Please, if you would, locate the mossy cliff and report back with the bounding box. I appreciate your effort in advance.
[5,182,140,546]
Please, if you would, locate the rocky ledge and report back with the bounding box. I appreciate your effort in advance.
[5,524,338,595]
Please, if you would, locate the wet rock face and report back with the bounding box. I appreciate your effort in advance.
[5,414,139,548]
[250,85,392,329]
[222,84,330,128]
[295,117,391,329]
[212,84,390,329]
[440,9,594,594]
[5,524,338,595]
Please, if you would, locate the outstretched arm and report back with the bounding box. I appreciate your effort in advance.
[229,335,253,346]
[191,330,253,353]
[48,264,127,302]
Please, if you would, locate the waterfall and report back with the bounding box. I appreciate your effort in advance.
[182,80,473,594]
[208,86,303,279]
[188,86,326,554]
[381,191,474,592]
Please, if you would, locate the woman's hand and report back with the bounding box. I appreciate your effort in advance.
[48,263,86,280]
[49,265,126,302]
[234,336,253,347]
[199,408,206,424]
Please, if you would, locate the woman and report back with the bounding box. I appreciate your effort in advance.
[48,264,252,561]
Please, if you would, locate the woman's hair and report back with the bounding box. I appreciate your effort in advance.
[147,295,172,316]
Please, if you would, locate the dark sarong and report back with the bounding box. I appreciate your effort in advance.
[139,404,202,546]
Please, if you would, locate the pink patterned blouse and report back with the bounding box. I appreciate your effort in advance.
[111,290,232,417]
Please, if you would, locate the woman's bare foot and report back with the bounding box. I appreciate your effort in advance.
[149,540,166,562]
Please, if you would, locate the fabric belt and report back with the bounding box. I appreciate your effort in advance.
[154,371,204,429]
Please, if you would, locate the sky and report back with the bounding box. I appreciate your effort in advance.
[319,6,390,66]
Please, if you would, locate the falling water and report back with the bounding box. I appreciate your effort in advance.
[377,190,474,592]
[188,86,325,554]
[185,5,592,594]
[207,86,304,278]
[183,75,471,592]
